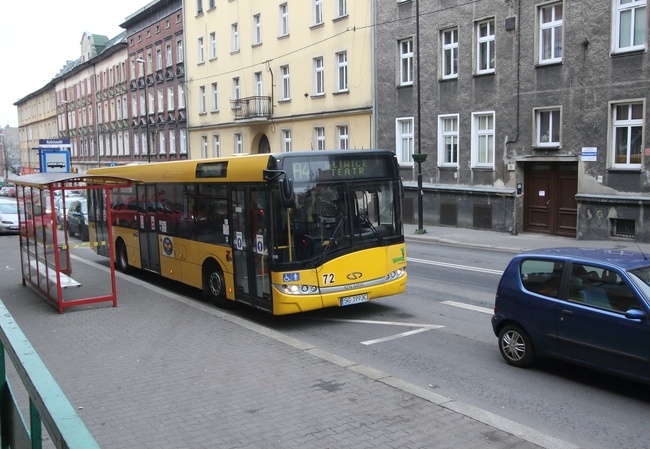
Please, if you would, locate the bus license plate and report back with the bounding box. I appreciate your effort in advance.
[340,293,368,306]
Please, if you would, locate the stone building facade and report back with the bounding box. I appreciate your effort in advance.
[375,0,650,241]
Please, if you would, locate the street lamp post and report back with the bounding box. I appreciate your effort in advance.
[414,0,427,234]
[136,58,152,163]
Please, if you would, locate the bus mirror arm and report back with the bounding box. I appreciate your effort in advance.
[265,169,295,208]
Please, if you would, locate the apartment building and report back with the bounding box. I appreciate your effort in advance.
[185,0,374,158]
[121,0,187,162]
[376,0,650,241]
[13,85,58,174]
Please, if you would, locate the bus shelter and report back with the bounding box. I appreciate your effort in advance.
[12,173,135,313]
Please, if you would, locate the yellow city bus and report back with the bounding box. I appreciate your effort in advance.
[87,150,406,315]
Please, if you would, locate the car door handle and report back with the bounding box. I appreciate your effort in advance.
[561,309,573,316]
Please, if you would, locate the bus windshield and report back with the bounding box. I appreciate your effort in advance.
[272,179,401,266]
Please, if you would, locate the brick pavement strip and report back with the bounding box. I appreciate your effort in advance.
[0,237,576,449]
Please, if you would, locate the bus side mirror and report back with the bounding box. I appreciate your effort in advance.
[280,176,294,208]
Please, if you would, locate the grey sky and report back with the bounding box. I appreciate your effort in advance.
[0,0,150,128]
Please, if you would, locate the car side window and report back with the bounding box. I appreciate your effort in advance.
[520,259,564,298]
[569,264,641,313]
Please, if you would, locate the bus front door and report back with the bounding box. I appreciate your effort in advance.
[231,186,272,312]
[138,184,161,273]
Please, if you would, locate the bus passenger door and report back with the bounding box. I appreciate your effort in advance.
[231,186,272,312]
[139,184,161,273]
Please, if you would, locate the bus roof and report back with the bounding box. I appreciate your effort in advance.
[88,150,398,184]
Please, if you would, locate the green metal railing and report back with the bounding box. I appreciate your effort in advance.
[0,301,99,448]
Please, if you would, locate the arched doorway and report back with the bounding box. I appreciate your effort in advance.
[258,135,270,153]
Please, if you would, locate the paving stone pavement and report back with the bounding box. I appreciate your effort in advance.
[0,231,584,449]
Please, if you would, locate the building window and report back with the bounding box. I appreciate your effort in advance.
[313,0,323,25]
[167,87,174,111]
[471,112,495,168]
[336,0,348,18]
[159,131,165,155]
[337,125,349,149]
[133,133,140,155]
[213,134,220,157]
[201,136,208,158]
[198,37,205,63]
[180,129,187,154]
[196,0,203,14]
[399,38,413,86]
[611,101,644,168]
[232,77,240,100]
[314,127,325,150]
[282,129,292,152]
[396,118,414,166]
[234,133,243,153]
[166,43,173,67]
[157,88,164,112]
[253,14,262,45]
[156,47,163,70]
[279,3,289,36]
[314,57,325,95]
[199,86,206,113]
[177,39,184,63]
[209,32,217,59]
[441,28,459,79]
[211,82,218,112]
[613,0,647,53]
[438,114,459,167]
[209,0,215,9]
[169,130,176,154]
[336,51,348,92]
[476,19,495,74]
[280,65,291,100]
[539,3,563,64]
[534,108,561,147]
[178,85,185,108]
[231,23,240,52]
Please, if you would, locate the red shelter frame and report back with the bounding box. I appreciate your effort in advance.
[12,173,135,313]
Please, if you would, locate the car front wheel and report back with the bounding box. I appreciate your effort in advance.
[498,324,535,368]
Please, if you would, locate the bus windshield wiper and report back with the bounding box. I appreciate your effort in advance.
[359,212,385,246]
[311,214,347,268]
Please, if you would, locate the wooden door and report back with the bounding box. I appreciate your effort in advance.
[524,163,577,237]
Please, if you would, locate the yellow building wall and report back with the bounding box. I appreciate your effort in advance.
[185,0,374,157]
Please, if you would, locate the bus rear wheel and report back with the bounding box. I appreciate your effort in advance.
[116,240,132,274]
[203,262,233,309]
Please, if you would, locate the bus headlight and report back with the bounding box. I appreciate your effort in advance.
[386,268,406,280]
[275,284,320,295]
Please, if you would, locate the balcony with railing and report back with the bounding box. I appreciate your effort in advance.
[230,96,272,120]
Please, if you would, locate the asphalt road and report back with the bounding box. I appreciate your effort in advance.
[12,233,649,449]
[234,241,650,449]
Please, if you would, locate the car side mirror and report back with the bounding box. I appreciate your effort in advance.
[624,309,646,320]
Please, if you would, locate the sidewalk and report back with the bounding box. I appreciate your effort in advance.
[0,232,582,449]
[404,224,650,254]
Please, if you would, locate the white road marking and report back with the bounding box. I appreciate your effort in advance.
[320,318,444,346]
[407,257,503,275]
[442,300,493,315]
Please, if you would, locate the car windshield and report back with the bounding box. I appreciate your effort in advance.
[0,203,17,214]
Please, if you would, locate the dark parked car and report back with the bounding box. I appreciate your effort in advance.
[67,198,89,241]
[492,247,650,383]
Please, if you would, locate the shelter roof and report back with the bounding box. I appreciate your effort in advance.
[13,173,138,190]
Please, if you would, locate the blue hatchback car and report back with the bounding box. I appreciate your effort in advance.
[492,247,650,383]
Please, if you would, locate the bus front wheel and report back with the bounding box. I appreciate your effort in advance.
[203,262,234,309]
